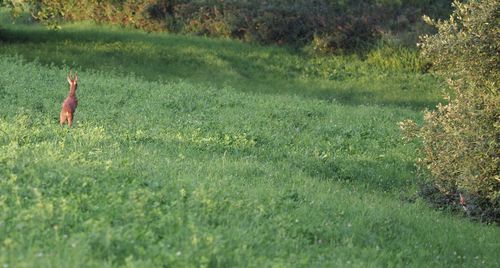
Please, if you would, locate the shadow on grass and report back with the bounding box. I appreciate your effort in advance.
[292,153,417,193]
[0,24,441,110]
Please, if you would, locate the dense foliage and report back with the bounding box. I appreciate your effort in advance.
[1,0,161,30]
[2,0,453,52]
[402,0,499,221]
[155,0,452,51]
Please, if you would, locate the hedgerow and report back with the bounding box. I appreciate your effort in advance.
[2,0,453,52]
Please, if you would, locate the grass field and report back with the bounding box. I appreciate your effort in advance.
[0,14,499,267]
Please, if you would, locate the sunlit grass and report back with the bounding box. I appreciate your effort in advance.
[0,14,498,267]
[0,11,443,109]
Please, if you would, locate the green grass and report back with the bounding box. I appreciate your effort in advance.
[0,12,443,109]
[0,15,499,267]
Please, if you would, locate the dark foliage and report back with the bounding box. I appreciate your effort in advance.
[147,0,452,51]
[16,0,453,52]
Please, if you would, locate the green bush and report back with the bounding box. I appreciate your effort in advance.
[401,0,499,221]
[4,0,163,31]
[183,0,450,51]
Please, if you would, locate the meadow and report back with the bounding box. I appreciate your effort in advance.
[0,14,499,267]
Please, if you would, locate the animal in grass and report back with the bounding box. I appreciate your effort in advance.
[459,193,467,212]
[60,71,79,127]
[459,193,477,217]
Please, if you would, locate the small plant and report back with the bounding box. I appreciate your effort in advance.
[365,44,429,73]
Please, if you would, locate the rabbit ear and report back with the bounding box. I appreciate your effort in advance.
[74,71,78,82]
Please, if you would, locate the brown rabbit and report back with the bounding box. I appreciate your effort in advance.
[60,71,78,127]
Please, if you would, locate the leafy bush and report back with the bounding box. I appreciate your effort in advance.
[198,0,448,51]
[3,0,164,31]
[151,0,420,52]
[401,0,499,222]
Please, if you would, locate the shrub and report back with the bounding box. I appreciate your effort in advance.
[8,0,163,31]
[401,0,499,221]
[143,0,452,51]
